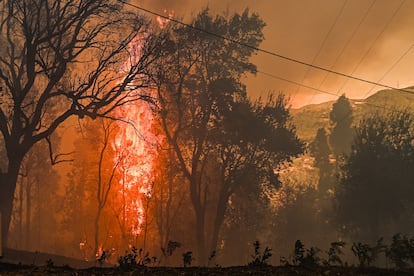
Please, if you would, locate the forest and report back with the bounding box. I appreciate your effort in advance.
[0,0,414,273]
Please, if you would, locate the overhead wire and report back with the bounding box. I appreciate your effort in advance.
[361,43,414,98]
[119,0,414,96]
[336,0,407,95]
[294,0,348,98]
[316,0,376,91]
[303,0,375,110]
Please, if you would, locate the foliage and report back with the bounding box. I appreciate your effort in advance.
[118,247,152,270]
[97,250,110,267]
[329,94,354,156]
[182,251,193,268]
[208,250,217,267]
[248,241,272,267]
[386,233,414,269]
[351,238,386,267]
[335,109,414,240]
[310,128,331,171]
[150,7,304,265]
[161,240,181,257]
[281,240,321,267]
[309,127,333,194]
[324,241,346,266]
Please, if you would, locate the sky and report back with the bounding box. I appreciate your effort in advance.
[134,0,414,108]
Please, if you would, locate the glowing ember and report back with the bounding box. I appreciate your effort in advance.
[156,9,174,29]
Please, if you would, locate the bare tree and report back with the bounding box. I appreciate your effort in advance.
[0,0,161,247]
[93,119,122,258]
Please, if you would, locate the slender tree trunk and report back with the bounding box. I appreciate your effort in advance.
[25,181,31,249]
[0,157,23,248]
[18,179,24,248]
[195,208,206,266]
[209,193,228,257]
[94,207,102,258]
[189,176,207,265]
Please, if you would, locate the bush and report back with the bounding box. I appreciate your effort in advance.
[248,241,272,267]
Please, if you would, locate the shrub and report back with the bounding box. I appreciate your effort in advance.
[248,240,272,267]
[351,238,386,267]
[118,247,152,270]
[386,233,414,269]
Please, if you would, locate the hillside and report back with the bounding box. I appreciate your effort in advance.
[291,87,414,142]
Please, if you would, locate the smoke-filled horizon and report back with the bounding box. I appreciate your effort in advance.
[135,0,414,107]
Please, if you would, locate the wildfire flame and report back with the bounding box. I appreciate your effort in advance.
[111,37,161,236]
[110,10,173,238]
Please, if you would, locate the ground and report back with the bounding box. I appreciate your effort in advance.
[1,248,413,275]
[1,263,414,275]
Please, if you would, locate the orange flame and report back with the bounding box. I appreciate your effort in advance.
[112,35,161,236]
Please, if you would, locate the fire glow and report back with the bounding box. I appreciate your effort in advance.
[111,37,160,236]
[112,100,158,235]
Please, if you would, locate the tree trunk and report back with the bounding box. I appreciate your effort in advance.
[209,193,228,257]
[0,158,23,248]
[195,208,206,266]
[25,180,31,249]
[189,176,207,265]
[18,179,24,248]
[94,207,102,258]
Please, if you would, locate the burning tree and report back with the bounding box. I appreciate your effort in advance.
[0,0,162,248]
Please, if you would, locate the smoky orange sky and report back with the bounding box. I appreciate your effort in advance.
[135,0,414,108]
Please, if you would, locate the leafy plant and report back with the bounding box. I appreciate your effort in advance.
[182,251,193,268]
[161,240,181,257]
[248,240,272,267]
[293,240,305,265]
[118,247,152,270]
[97,250,110,267]
[291,240,320,267]
[208,250,217,267]
[46,259,54,268]
[386,233,414,269]
[324,241,346,266]
[351,238,386,267]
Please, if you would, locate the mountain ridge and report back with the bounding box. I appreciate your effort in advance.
[291,86,414,142]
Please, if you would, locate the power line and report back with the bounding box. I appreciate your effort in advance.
[296,0,348,96]
[304,0,374,110]
[337,0,406,94]
[257,70,340,98]
[317,0,376,90]
[120,0,414,96]
[258,69,414,112]
[361,43,414,98]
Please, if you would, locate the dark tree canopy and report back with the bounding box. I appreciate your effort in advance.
[150,8,303,264]
[310,127,333,194]
[335,109,414,241]
[329,94,354,157]
[310,128,330,172]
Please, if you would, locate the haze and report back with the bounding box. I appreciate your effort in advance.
[138,0,414,107]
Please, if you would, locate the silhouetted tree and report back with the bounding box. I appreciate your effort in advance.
[329,95,354,157]
[211,94,303,258]
[310,127,333,194]
[151,9,304,264]
[335,109,414,241]
[150,8,266,264]
[9,140,60,251]
[0,0,162,247]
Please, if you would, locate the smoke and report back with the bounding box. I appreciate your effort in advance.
[135,0,414,107]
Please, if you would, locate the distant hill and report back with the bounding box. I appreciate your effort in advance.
[291,87,414,142]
